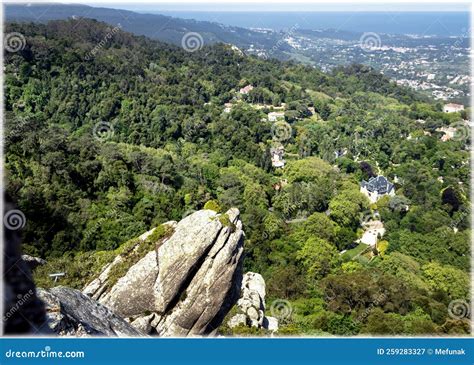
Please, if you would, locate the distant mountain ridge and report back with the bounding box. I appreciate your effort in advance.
[5,3,290,54]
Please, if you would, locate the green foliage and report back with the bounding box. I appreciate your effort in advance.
[422,262,469,299]
[388,228,470,270]
[327,315,361,336]
[321,270,413,316]
[218,213,237,232]
[362,309,405,335]
[329,187,369,229]
[297,237,340,282]
[340,261,364,273]
[377,240,389,256]
[262,213,285,241]
[5,19,470,336]
[204,200,221,212]
[376,252,429,292]
[401,308,441,335]
[340,243,369,261]
[144,224,175,247]
[292,212,338,244]
[266,265,306,299]
[34,250,116,289]
[224,325,269,336]
[284,157,334,183]
[107,223,175,289]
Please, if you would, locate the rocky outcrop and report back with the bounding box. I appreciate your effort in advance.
[228,272,278,332]
[37,286,142,337]
[82,221,178,301]
[21,254,47,271]
[4,200,247,337]
[83,208,245,336]
[82,255,124,301]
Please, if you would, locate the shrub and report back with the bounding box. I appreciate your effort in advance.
[204,200,221,212]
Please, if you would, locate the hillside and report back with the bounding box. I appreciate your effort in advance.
[5,19,470,336]
[5,3,287,53]
[7,4,470,106]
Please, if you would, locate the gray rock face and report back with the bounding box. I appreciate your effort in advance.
[83,221,177,301]
[130,313,158,334]
[21,255,47,271]
[82,255,124,301]
[84,208,245,337]
[38,287,142,337]
[263,316,279,332]
[227,313,247,328]
[228,272,279,332]
[237,272,266,327]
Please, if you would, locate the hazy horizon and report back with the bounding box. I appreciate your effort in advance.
[86,2,471,12]
[50,2,472,35]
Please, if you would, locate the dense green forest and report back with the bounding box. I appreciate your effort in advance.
[5,19,470,335]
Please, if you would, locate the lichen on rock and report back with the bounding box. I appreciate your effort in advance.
[82,208,245,336]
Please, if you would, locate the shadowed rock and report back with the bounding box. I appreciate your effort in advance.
[83,208,245,336]
[228,272,279,332]
[38,286,142,337]
[21,255,47,271]
[3,196,49,335]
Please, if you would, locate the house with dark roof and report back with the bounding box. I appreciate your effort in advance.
[360,175,395,203]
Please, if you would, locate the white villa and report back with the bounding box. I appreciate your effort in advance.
[436,126,458,142]
[360,175,395,204]
[443,103,464,113]
[268,111,285,122]
[270,146,285,168]
[223,103,233,113]
[239,85,254,95]
[359,220,385,246]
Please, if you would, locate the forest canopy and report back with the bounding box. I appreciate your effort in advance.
[5,19,470,336]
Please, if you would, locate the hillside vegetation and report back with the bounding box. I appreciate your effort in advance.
[5,19,470,335]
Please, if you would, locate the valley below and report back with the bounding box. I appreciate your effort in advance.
[3,9,471,337]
